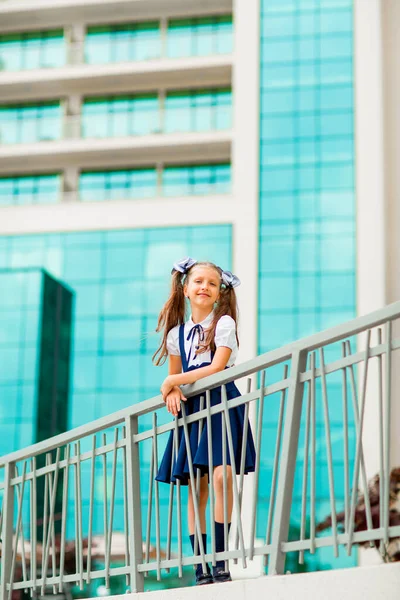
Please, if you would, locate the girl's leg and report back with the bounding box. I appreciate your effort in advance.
[187,474,209,534]
[213,465,233,523]
[187,475,212,583]
[212,465,233,579]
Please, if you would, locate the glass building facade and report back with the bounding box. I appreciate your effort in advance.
[0,268,73,456]
[0,0,359,582]
[258,0,356,570]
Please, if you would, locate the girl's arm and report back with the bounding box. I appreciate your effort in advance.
[161,347,232,398]
[164,355,187,416]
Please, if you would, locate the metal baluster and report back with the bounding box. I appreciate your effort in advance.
[100,433,108,581]
[249,372,265,560]
[222,385,246,568]
[234,378,251,563]
[347,332,373,554]
[299,366,311,565]
[145,425,155,576]
[153,415,161,581]
[181,402,207,574]
[122,426,130,587]
[14,464,28,590]
[221,398,229,572]
[75,442,84,589]
[377,328,385,556]
[174,416,183,578]
[345,336,374,552]
[42,449,61,594]
[341,342,350,535]
[310,353,316,555]
[193,396,205,558]
[206,390,216,568]
[59,445,70,593]
[319,347,338,557]
[30,457,37,597]
[86,437,96,585]
[105,429,119,589]
[383,321,392,547]
[8,461,27,600]
[264,363,288,567]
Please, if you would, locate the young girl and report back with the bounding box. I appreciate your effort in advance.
[153,257,256,585]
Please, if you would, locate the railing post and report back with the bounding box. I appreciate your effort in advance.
[1,462,16,600]
[125,415,144,593]
[268,349,308,575]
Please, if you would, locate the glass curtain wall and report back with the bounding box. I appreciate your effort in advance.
[0,268,72,455]
[258,0,356,571]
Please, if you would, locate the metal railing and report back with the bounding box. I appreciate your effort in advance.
[1,301,400,597]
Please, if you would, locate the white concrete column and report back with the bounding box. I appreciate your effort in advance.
[381,0,400,469]
[354,0,386,320]
[354,0,400,567]
[64,94,82,140]
[354,0,386,495]
[66,23,85,65]
[230,0,261,579]
[232,0,260,364]
[63,167,79,202]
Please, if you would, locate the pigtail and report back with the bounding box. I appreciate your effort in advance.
[152,270,186,366]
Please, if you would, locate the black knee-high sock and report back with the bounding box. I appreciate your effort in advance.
[214,521,231,571]
[189,533,209,576]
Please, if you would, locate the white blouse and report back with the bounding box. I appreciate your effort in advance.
[166,311,238,368]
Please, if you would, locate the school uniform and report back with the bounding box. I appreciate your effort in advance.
[155,310,256,485]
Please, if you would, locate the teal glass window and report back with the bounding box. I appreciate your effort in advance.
[167,16,233,58]
[163,164,231,196]
[81,89,232,138]
[81,95,160,138]
[79,169,158,201]
[0,102,62,144]
[165,89,232,133]
[84,16,232,65]
[85,22,161,64]
[0,30,65,72]
[79,163,231,201]
[0,174,61,206]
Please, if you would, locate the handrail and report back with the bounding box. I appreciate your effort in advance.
[2,299,399,467]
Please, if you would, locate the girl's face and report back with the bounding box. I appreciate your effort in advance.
[184,266,220,311]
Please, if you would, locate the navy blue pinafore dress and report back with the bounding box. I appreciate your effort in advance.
[155,323,256,485]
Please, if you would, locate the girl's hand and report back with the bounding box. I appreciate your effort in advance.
[161,376,174,400]
[165,386,187,417]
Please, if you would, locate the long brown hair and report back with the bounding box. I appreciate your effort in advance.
[152,261,239,366]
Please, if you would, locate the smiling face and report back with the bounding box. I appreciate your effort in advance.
[184,265,221,312]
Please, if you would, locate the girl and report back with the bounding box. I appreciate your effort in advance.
[153,257,256,585]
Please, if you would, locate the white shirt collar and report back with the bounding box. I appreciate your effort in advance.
[187,310,214,329]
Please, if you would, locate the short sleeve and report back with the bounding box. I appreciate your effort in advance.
[166,327,180,356]
[215,315,237,350]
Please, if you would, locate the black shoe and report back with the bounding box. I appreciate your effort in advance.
[195,571,214,586]
[212,567,232,583]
